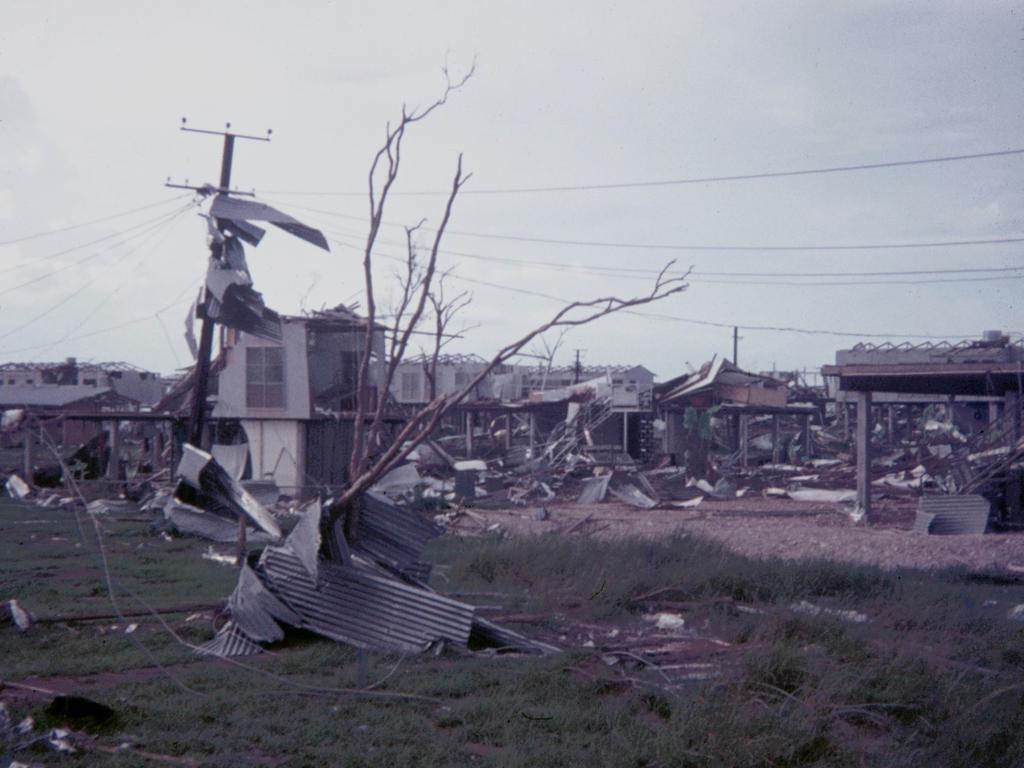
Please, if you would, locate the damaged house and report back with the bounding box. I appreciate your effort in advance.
[655,356,817,473]
[822,332,1024,525]
[451,363,658,466]
[176,304,393,496]
[0,359,163,405]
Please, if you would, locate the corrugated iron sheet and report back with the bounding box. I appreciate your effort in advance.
[578,474,610,504]
[163,498,274,545]
[916,495,991,535]
[228,564,302,642]
[195,622,263,658]
[259,546,473,653]
[355,492,442,573]
[175,444,282,539]
[210,195,329,251]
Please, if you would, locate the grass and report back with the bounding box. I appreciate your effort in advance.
[2,497,1024,766]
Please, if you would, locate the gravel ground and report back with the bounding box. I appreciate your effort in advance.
[450,497,1024,573]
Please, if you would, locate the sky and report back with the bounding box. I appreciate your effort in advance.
[1,0,1022,381]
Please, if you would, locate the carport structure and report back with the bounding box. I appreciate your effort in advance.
[822,338,1024,520]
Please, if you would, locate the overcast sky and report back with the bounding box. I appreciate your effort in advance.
[2,1,1022,380]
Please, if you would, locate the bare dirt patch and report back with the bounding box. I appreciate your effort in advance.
[451,498,1024,573]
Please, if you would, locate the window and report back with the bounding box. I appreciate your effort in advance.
[401,372,421,401]
[246,346,285,408]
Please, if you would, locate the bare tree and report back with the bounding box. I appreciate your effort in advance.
[421,272,472,402]
[530,328,571,390]
[330,68,689,526]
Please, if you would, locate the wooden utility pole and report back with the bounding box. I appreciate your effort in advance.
[168,120,271,447]
[732,326,739,367]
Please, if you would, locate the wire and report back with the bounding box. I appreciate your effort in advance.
[0,210,190,341]
[324,230,1024,287]
[0,204,196,278]
[398,231,1024,254]
[262,147,1024,196]
[0,203,194,297]
[42,205,195,346]
[0,281,200,356]
[329,238,989,340]
[266,196,1024,256]
[0,194,191,246]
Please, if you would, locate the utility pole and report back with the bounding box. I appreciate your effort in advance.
[168,119,271,447]
[573,349,583,383]
[732,326,740,367]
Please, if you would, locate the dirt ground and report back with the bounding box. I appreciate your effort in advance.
[452,497,1024,573]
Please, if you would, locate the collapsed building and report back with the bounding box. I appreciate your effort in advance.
[823,333,1024,529]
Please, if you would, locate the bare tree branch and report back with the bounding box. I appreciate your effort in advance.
[348,67,474,483]
[330,265,689,520]
[333,61,689,529]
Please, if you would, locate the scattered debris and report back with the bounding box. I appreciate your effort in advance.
[5,473,30,499]
[914,494,991,535]
[791,600,869,624]
[6,599,33,632]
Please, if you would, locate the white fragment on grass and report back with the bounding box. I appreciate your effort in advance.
[125,623,138,634]
[202,546,236,566]
[8,599,32,631]
[791,600,869,624]
[1006,604,1024,622]
[5,474,30,499]
[646,612,686,631]
[47,728,76,754]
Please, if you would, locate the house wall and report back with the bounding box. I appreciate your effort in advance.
[240,418,305,494]
[105,370,163,405]
[213,320,311,420]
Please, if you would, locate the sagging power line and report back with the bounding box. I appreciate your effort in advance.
[262,147,1024,196]
[265,196,1024,255]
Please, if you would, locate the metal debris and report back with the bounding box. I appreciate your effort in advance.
[174,444,281,539]
[227,565,301,643]
[353,492,442,578]
[914,494,991,535]
[210,195,329,251]
[577,474,610,504]
[194,622,264,657]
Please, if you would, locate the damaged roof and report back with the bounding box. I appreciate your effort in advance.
[0,385,127,409]
[656,356,786,403]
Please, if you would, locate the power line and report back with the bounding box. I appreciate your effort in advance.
[0,203,194,297]
[323,230,1024,287]
[404,231,1024,254]
[0,206,192,342]
[0,281,200,356]
[45,207,192,344]
[0,194,191,246]
[262,147,1024,196]
[267,196,1024,255]
[327,237,987,339]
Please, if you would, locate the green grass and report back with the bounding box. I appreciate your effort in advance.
[3,498,1024,766]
